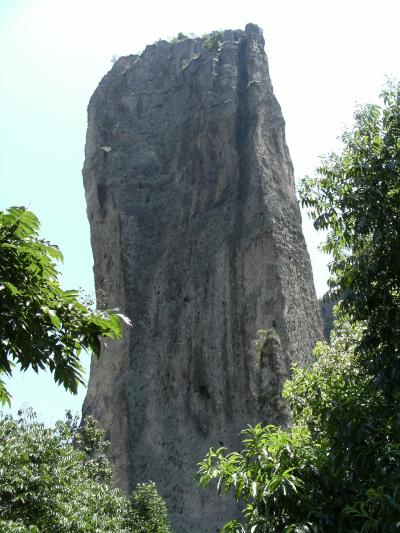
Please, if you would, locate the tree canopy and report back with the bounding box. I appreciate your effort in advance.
[300,82,400,395]
[0,206,129,405]
[0,409,172,532]
[198,81,400,531]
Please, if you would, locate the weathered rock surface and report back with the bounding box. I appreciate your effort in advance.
[82,24,322,532]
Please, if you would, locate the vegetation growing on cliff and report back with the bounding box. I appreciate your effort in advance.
[169,32,188,43]
[201,30,225,50]
[198,82,400,531]
[0,207,128,405]
[0,409,172,532]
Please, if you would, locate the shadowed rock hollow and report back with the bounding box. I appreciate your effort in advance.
[82,23,322,532]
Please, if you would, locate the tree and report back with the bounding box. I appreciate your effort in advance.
[124,482,172,533]
[300,81,400,395]
[0,206,129,405]
[0,409,172,532]
[198,82,400,531]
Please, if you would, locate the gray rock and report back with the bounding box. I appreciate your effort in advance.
[319,297,336,341]
[82,23,322,532]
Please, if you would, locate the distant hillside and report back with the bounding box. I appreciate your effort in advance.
[319,298,335,341]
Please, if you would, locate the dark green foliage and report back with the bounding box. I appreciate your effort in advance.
[0,206,128,405]
[202,31,225,50]
[198,82,400,531]
[0,409,172,532]
[175,32,187,41]
[298,81,400,530]
[300,82,400,393]
[169,32,188,44]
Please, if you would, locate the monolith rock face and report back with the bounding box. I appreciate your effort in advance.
[83,24,322,532]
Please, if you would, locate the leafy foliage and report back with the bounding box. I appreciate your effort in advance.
[198,82,400,531]
[124,482,172,532]
[198,424,313,532]
[299,82,400,391]
[0,409,126,531]
[202,31,225,50]
[0,206,129,405]
[198,314,400,532]
[169,32,188,44]
[0,409,172,532]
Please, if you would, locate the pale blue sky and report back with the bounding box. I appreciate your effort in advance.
[1,0,400,423]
